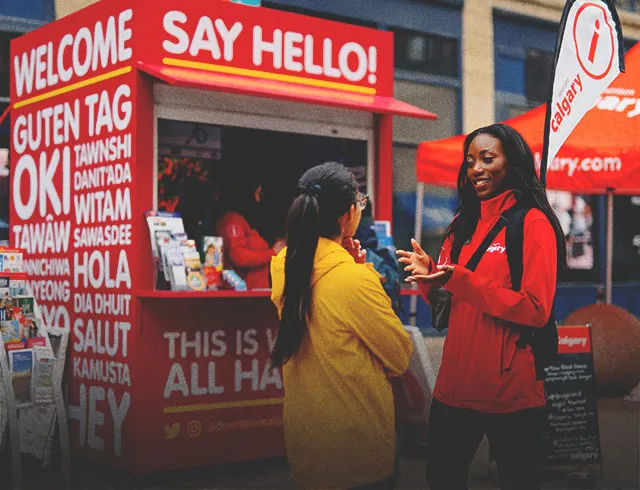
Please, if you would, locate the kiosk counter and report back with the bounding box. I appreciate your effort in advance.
[9,0,436,473]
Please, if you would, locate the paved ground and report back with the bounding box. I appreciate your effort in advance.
[2,398,637,490]
[3,450,635,490]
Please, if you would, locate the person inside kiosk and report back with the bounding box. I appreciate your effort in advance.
[215,172,286,290]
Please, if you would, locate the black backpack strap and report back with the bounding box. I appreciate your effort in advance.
[452,205,525,272]
[464,215,509,272]
[504,205,531,350]
[448,204,530,274]
[504,205,558,376]
[504,205,530,291]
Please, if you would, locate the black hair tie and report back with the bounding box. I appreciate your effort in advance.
[298,183,322,197]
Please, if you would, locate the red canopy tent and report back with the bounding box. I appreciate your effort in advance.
[417,43,640,194]
[412,42,640,309]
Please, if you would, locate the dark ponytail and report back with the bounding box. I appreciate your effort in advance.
[271,162,358,367]
[271,194,320,368]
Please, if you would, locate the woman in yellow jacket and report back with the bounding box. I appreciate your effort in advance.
[270,162,413,490]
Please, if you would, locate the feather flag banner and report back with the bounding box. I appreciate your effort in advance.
[541,0,625,187]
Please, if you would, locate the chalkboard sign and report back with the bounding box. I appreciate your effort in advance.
[538,325,602,468]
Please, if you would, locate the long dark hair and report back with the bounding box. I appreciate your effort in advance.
[455,123,567,269]
[271,162,358,367]
[216,164,264,226]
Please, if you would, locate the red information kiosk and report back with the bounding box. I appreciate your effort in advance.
[8,0,436,473]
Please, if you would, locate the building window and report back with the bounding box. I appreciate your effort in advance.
[391,82,459,261]
[504,104,531,120]
[525,49,554,104]
[0,0,54,26]
[614,195,640,281]
[616,0,639,13]
[495,48,553,105]
[393,28,458,77]
[261,2,376,28]
[0,32,18,100]
[0,31,18,245]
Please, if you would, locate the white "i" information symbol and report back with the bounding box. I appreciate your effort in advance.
[573,2,615,80]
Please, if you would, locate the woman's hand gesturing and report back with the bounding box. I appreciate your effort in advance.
[396,238,432,278]
[396,239,454,285]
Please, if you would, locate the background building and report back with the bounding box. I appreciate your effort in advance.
[0,0,55,244]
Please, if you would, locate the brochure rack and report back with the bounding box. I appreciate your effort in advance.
[0,275,70,490]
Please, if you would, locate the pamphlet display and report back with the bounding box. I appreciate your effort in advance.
[1,303,50,405]
[0,246,71,488]
[9,349,34,406]
[145,211,247,292]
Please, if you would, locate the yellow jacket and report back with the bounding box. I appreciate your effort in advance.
[271,238,412,489]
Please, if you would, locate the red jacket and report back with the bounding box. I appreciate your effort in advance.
[216,211,274,289]
[420,191,557,413]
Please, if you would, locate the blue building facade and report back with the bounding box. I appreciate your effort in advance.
[0,0,56,243]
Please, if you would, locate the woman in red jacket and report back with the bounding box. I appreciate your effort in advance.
[397,124,566,490]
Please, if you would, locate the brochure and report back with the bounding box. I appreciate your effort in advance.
[202,236,224,269]
[16,296,36,318]
[0,249,23,273]
[1,320,21,343]
[9,349,34,406]
[22,318,42,339]
[5,341,26,351]
[144,211,185,259]
[27,336,47,348]
[32,351,55,403]
[9,274,29,296]
[0,276,9,298]
[163,242,187,291]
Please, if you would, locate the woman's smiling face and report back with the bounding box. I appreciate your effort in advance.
[466,133,509,200]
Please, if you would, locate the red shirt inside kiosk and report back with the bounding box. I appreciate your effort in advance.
[9,0,436,473]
